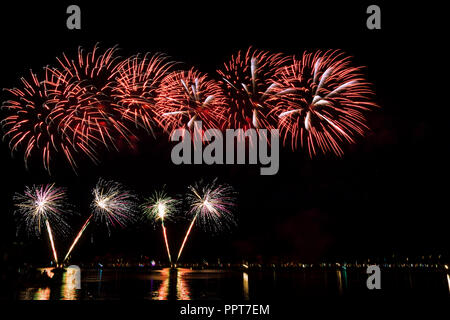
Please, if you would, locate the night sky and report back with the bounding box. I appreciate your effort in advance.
[0,1,447,264]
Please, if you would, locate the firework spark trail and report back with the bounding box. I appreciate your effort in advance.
[217,47,288,133]
[155,68,227,137]
[176,215,197,262]
[63,214,92,262]
[64,179,137,262]
[162,222,172,264]
[176,179,236,263]
[13,184,72,264]
[270,50,377,156]
[45,220,58,264]
[142,189,179,264]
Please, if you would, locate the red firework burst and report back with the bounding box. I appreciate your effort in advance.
[113,53,176,133]
[155,68,227,136]
[217,47,288,131]
[1,70,80,172]
[48,45,134,149]
[270,50,377,156]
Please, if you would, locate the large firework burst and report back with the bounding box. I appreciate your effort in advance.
[1,46,134,173]
[155,68,227,136]
[1,70,81,172]
[217,47,288,131]
[47,45,134,150]
[271,50,377,156]
[177,179,236,262]
[113,53,175,133]
[13,183,73,263]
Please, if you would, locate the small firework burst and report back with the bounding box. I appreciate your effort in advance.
[64,178,137,261]
[155,68,227,136]
[217,47,288,131]
[271,50,377,156]
[177,179,237,262]
[92,178,138,231]
[13,183,72,237]
[142,188,180,223]
[14,183,74,264]
[186,179,237,231]
[113,53,176,133]
[142,188,180,264]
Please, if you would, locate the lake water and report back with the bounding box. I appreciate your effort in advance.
[13,267,450,300]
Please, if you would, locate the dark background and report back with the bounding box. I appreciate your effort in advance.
[0,1,447,265]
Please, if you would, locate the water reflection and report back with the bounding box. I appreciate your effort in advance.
[34,287,51,300]
[16,267,449,300]
[20,267,80,300]
[154,268,169,300]
[176,269,191,300]
[60,266,81,300]
[242,272,249,300]
[336,270,343,295]
[154,268,191,300]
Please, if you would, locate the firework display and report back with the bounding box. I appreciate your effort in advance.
[1,45,376,173]
[11,178,237,265]
[13,184,73,264]
[217,47,289,131]
[270,50,377,156]
[142,188,180,264]
[1,71,77,173]
[177,179,236,262]
[113,53,175,133]
[155,68,227,136]
[63,178,137,262]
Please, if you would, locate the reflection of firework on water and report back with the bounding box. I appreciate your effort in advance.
[270,50,376,156]
[64,178,137,262]
[142,188,180,263]
[177,179,236,262]
[217,47,288,131]
[154,268,191,300]
[113,53,175,133]
[176,268,191,300]
[155,268,170,300]
[92,178,138,230]
[156,68,227,136]
[13,184,73,263]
